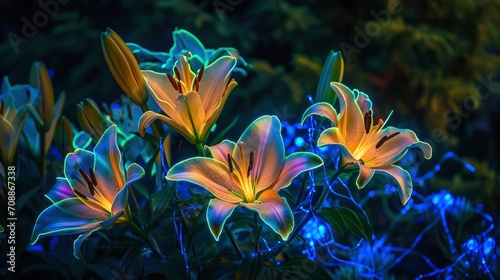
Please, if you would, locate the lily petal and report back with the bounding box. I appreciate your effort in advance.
[201,79,237,140]
[377,165,413,205]
[317,127,358,164]
[363,127,432,167]
[30,198,108,244]
[355,90,372,114]
[111,163,145,215]
[138,110,194,143]
[235,115,284,192]
[206,140,236,164]
[271,152,323,191]
[64,149,96,198]
[331,82,365,151]
[93,125,125,203]
[355,164,375,189]
[206,199,238,241]
[142,70,178,112]
[244,189,294,240]
[301,102,338,127]
[198,56,236,114]
[46,178,75,203]
[73,228,101,259]
[167,157,243,203]
[174,91,205,143]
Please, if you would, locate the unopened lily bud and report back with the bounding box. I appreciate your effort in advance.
[29,61,54,132]
[76,99,109,143]
[315,51,344,104]
[55,116,74,155]
[101,28,148,106]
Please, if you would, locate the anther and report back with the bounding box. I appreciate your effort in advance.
[193,78,199,92]
[174,67,182,81]
[375,136,388,149]
[78,168,95,196]
[89,168,98,186]
[227,153,233,173]
[197,66,204,83]
[364,110,372,134]
[375,132,400,149]
[74,189,88,200]
[166,73,178,91]
[247,152,254,177]
[177,81,183,94]
[0,101,4,116]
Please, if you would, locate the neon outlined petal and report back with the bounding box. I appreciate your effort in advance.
[166,157,243,203]
[377,165,413,205]
[206,140,236,164]
[206,199,238,241]
[355,164,375,189]
[301,102,338,127]
[271,152,323,191]
[30,198,107,245]
[111,163,144,215]
[45,177,74,203]
[245,189,294,240]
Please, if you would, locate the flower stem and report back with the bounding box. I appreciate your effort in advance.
[225,225,244,258]
[39,132,47,201]
[274,164,348,256]
[195,142,206,157]
[129,220,164,258]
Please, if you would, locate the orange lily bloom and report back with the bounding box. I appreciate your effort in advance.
[167,116,323,240]
[138,54,237,144]
[302,82,432,204]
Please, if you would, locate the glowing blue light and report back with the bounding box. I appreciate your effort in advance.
[434,164,441,172]
[466,239,478,251]
[464,162,475,172]
[26,244,44,252]
[294,137,305,147]
[318,225,325,234]
[307,95,314,104]
[306,233,312,239]
[309,241,314,247]
[483,237,495,255]
[444,193,454,206]
[368,191,375,197]
[432,195,439,205]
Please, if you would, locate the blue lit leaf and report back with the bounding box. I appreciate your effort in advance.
[236,252,263,280]
[336,207,372,241]
[151,185,176,220]
[318,207,373,241]
[278,258,331,279]
[317,208,345,236]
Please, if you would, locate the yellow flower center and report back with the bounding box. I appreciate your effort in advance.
[165,53,205,95]
[227,142,258,203]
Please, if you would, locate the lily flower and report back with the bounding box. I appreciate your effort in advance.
[138,54,237,145]
[101,28,148,106]
[166,115,323,240]
[302,82,432,205]
[31,125,145,258]
[0,91,27,167]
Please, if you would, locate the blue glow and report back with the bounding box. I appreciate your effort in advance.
[483,237,495,255]
[466,239,478,251]
[294,137,305,147]
[26,244,44,252]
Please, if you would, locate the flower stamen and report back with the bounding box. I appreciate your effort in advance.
[375,132,400,149]
[247,151,254,177]
[166,73,178,91]
[197,66,204,83]
[78,168,95,196]
[0,101,4,116]
[364,110,372,134]
[174,67,182,81]
[227,153,233,173]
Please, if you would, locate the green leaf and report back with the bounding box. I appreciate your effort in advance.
[278,258,332,279]
[17,185,40,212]
[317,208,345,236]
[151,185,176,219]
[160,249,188,280]
[315,50,344,104]
[318,207,372,241]
[209,115,239,145]
[236,252,263,280]
[0,224,3,232]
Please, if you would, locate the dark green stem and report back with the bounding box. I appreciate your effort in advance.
[39,132,47,199]
[196,142,206,157]
[225,225,244,258]
[129,219,164,258]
